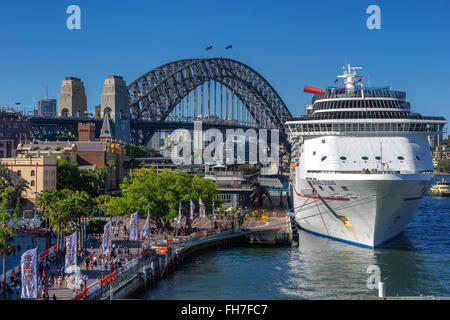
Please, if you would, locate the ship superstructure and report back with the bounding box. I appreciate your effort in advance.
[286,65,447,247]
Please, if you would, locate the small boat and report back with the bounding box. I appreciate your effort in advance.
[428,179,450,197]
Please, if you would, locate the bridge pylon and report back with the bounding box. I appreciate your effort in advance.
[100,75,131,143]
[58,77,87,117]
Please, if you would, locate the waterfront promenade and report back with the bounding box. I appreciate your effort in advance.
[0,210,290,300]
[45,216,225,300]
[1,211,290,300]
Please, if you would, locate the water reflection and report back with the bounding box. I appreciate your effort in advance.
[140,177,449,300]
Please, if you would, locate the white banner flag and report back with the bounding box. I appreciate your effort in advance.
[65,232,77,273]
[21,248,37,299]
[102,221,112,255]
[199,197,205,218]
[140,209,151,240]
[177,201,182,225]
[189,199,195,220]
[129,212,139,241]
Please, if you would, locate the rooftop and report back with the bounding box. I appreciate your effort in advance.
[75,141,107,152]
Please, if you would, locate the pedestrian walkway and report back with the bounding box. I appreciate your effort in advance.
[46,232,152,300]
[2,213,289,300]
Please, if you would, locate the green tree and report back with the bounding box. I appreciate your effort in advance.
[0,163,28,294]
[0,211,15,295]
[0,163,29,216]
[38,190,68,253]
[436,159,450,173]
[100,169,222,231]
[56,160,83,191]
[42,133,77,141]
[124,143,161,158]
[56,159,114,197]
[38,189,95,255]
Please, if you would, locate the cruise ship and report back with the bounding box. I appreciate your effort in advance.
[286,65,447,248]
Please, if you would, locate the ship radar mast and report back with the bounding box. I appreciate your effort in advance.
[337,64,363,91]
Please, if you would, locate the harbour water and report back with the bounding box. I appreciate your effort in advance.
[140,175,450,300]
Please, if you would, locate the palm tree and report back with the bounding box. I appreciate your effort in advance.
[0,211,15,297]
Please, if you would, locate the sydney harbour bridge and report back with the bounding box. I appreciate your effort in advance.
[30,58,293,147]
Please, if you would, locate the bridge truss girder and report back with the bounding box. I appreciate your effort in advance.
[127,58,292,130]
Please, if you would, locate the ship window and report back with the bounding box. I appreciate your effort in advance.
[415,156,421,161]
[318,186,324,191]
[375,156,381,160]
[361,156,369,161]
[321,156,327,161]
[340,156,347,161]
[328,186,335,191]
[397,156,405,160]
[313,151,316,155]
[341,186,348,191]
[322,139,326,144]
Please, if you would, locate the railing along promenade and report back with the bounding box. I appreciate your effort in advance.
[75,227,252,300]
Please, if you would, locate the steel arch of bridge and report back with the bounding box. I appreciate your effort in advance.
[127,58,292,130]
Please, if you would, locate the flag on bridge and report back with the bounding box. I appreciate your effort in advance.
[206,45,213,51]
[21,248,37,299]
[65,232,77,274]
[225,44,232,50]
[102,221,112,255]
[140,209,151,240]
[199,197,205,218]
[177,201,183,225]
[129,212,139,241]
[190,199,195,220]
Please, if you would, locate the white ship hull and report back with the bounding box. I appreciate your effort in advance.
[286,65,446,248]
[292,174,432,248]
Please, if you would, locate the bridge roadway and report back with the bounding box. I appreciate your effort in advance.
[29,116,266,145]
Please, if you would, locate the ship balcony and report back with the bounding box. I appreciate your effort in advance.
[286,118,447,135]
[312,87,406,104]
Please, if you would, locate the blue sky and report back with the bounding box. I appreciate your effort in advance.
[0,0,449,135]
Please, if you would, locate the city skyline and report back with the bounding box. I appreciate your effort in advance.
[0,0,449,136]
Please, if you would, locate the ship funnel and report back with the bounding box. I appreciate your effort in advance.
[304,86,325,94]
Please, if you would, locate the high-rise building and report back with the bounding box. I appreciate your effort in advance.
[38,99,57,117]
[59,77,87,117]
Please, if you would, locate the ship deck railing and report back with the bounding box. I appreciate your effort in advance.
[286,120,446,135]
[312,88,406,104]
[306,169,434,175]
